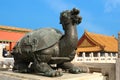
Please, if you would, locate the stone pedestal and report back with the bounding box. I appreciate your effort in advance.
[0,70,106,80]
[116,58,120,80]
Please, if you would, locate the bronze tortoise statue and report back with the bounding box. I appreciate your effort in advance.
[12,8,82,77]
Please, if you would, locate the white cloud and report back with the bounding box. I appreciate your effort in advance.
[104,0,120,13]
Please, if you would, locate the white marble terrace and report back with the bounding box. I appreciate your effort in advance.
[73,52,118,63]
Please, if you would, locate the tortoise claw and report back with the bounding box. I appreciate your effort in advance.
[69,67,82,74]
[44,70,63,77]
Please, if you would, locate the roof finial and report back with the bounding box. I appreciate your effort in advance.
[112,35,115,37]
[84,29,88,32]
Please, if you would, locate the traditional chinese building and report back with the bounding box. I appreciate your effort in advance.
[0,25,31,58]
[75,31,118,63]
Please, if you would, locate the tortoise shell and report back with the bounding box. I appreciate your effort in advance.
[14,28,62,54]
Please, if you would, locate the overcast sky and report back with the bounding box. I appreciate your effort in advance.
[0,0,120,38]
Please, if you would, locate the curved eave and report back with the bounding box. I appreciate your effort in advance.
[76,46,102,53]
[84,31,105,49]
[104,48,118,53]
[0,40,15,42]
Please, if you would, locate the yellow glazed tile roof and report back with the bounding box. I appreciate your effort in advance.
[0,25,32,32]
[77,31,118,52]
[76,46,101,52]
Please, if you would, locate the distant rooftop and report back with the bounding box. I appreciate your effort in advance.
[77,31,118,53]
[0,25,32,33]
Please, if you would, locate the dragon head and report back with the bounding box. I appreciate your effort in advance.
[60,8,82,25]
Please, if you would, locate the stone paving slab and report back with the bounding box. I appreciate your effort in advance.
[0,70,106,80]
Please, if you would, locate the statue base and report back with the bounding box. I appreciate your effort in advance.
[0,70,106,80]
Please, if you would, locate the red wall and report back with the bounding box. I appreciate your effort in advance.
[0,30,25,41]
[0,30,27,49]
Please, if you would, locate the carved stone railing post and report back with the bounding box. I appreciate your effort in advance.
[116,32,120,80]
[118,32,120,58]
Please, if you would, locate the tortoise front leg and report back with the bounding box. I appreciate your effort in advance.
[57,50,82,74]
[31,51,63,77]
[57,62,82,74]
